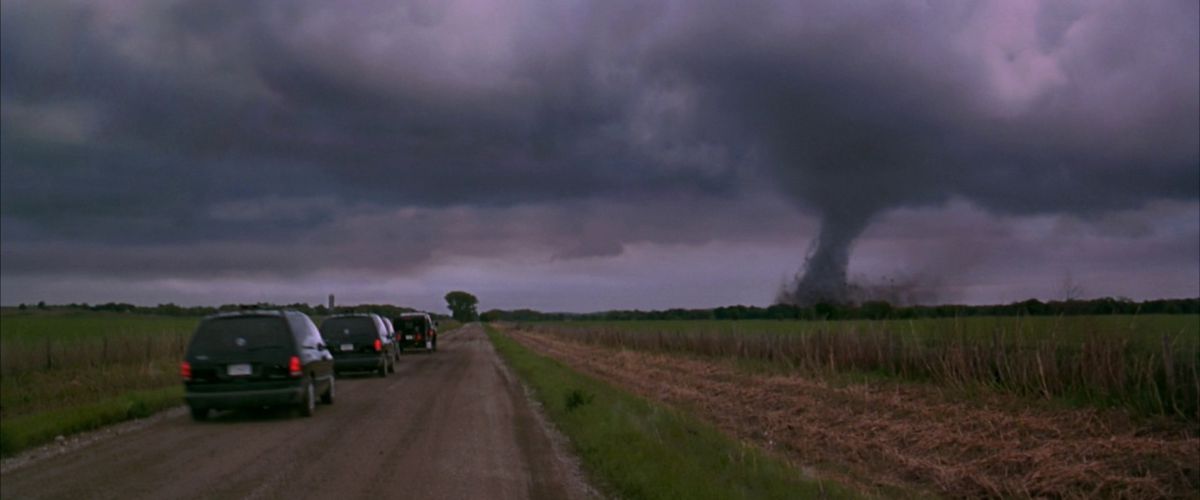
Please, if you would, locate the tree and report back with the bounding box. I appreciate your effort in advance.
[861,300,893,320]
[444,291,479,322]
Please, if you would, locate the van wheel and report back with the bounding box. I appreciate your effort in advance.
[320,377,335,405]
[298,379,316,417]
[190,406,209,421]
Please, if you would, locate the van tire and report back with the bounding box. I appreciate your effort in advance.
[190,406,209,421]
[320,377,335,405]
[298,379,316,417]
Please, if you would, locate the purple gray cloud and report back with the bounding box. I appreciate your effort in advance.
[1,0,1196,310]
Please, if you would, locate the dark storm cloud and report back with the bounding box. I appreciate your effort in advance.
[1,0,1196,291]
[0,193,809,279]
[629,0,1198,301]
[1,0,743,248]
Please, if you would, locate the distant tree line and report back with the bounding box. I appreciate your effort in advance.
[10,302,450,320]
[10,297,1197,322]
[479,297,1200,322]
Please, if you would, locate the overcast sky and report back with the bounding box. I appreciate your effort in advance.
[2,0,1197,313]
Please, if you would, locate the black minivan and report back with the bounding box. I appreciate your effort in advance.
[393,313,438,354]
[319,313,396,376]
[182,310,335,420]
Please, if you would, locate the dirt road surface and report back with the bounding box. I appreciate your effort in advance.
[1,324,592,500]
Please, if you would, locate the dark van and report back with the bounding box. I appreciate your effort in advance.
[318,314,396,376]
[182,310,335,420]
[393,312,437,353]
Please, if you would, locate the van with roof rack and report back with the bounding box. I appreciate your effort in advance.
[392,312,437,354]
[182,310,335,420]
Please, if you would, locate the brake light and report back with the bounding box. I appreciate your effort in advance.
[180,361,192,381]
[374,339,382,352]
[288,356,302,377]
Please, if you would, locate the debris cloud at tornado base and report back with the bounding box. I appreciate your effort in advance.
[776,209,873,306]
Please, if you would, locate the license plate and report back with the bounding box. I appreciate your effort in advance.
[227,363,252,376]
[341,343,355,352]
[404,335,413,340]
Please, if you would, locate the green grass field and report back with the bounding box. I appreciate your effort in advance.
[0,311,200,456]
[0,312,197,375]
[0,311,198,340]
[520,315,1200,420]
[485,324,856,499]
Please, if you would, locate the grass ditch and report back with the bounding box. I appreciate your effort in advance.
[0,313,197,457]
[0,386,181,456]
[485,324,856,500]
[2,360,180,417]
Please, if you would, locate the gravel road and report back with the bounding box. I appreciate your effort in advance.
[1,324,592,500]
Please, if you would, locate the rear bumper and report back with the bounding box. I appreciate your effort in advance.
[185,384,304,409]
[397,339,434,350]
[332,355,385,372]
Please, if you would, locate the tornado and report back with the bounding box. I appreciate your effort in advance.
[779,207,875,306]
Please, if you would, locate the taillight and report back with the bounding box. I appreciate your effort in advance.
[373,339,382,352]
[288,356,302,377]
[180,361,192,381]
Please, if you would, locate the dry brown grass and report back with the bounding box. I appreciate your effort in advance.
[505,326,1200,499]
[520,321,1200,420]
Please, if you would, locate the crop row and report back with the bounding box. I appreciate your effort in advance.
[522,316,1200,420]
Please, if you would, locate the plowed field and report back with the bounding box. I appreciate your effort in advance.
[506,327,1199,498]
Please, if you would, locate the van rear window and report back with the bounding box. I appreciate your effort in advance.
[320,317,379,342]
[188,316,292,355]
[395,317,426,333]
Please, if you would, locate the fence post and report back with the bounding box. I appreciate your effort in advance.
[1161,334,1176,415]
